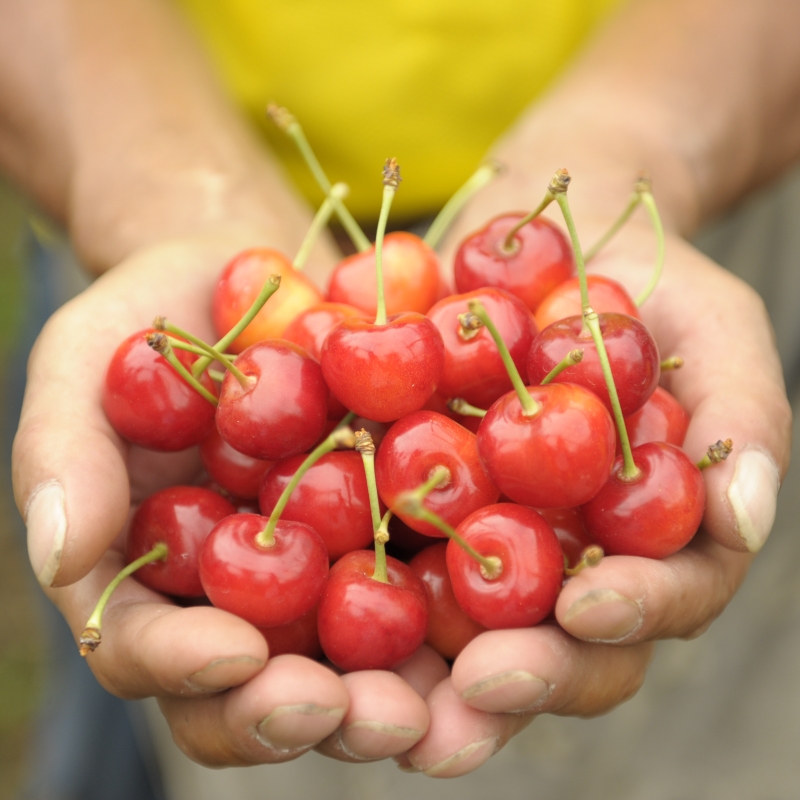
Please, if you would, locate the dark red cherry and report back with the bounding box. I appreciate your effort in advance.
[257,606,322,660]
[621,386,690,453]
[535,274,639,330]
[536,506,597,569]
[200,427,274,499]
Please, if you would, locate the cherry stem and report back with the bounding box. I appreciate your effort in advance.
[500,190,557,253]
[660,356,684,371]
[467,298,539,417]
[634,186,666,307]
[208,369,225,383]
[355,429,382,533]
[563,544,604,576]
[267,104,370,252]
[145,333,218,406]
[446,397,487,418]
[257,426,357,547]
[79,543,168,656]
[697,439,733,470]
[374,158,401,327]
[373,509,393,585]
[192,274,282,377]
[168,339,231,359]
[156,318,250,388]
[424,160,503,250]
[551,175,640,479]
[584,192,640,262]
[395,473,502,580]
[540,349,584,385]
[293,183,350,271]
[457,311,483,341]
[333,410,357,430]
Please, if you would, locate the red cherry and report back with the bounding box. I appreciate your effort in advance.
[477,383,616,508]
[454,214,574,312]
[622,385,690,452]
[527,313,660,416]
[317,549,428,672]
[375,410,498,538]
[125,486,236,597]
[327,232,441,317]
[446,504,564,629]
[257,606,322,660]
[320,313,445,423]
[212,248,323,353]
[258,451,376,561]
[427,287,538,409]
[200,427,274,499]
[199,513,329,628]
[103,329,216,451]
[581,442,706,559]
[216,340,328,460]
[536,506,597,569]
[409,543,487,659]
[535,274,639,330]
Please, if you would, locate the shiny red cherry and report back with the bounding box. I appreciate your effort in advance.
[125,486,236,597]
[477,383,616,508]
[375,410,498,537]
[527,312,660,416]
[621,385,690,453]
[320,313,445,422]
[199,513,329,628]
[103,329,217,451]
[212,247,323,353]
[427,287,538,409]
[216,339,328,460]
[409,543,487,659]
[257,606,322,660]
[446,504,564,629]
[581,442,706,559]
[327,232,441,317]
[453,214,574,312]
[317,549,428,672]
[200,427,274,499]
[535,274,640,330]
[536,506,597,569]
[258,451,376,561]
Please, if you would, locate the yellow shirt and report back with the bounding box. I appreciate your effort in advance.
[174,0,621,220]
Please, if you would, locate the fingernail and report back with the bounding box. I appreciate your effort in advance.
[563,589,643,642]
[339,720,423,760]
[25,481,67,587]
[256,704,345,751]
[727,448,779,553]
[461,671,551,713]
[185,656,265,693]
[394,753,421,773]
[421,736,499,778]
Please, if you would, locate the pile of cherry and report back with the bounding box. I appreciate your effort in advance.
[82,160,730,674]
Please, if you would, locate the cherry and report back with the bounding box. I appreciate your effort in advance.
[375,410,498,537]
[216,339,329,460]
[427,287,538,409]
[527,312,660,417]
[535,274,639,330]
[200,426,274,499]
[257,606,323,660]
[103,329,216,451]
[212,247,323,353]
[258,450,376,561]
[409,543,487,659]
[581,442,706,559]
[453,213,574,312]
[446,504,564,629]
[317,549,428,671]
[536,506,597,570]
[327,231,442,317]
[622,385,690,452]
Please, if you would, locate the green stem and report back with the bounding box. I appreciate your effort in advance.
[257,426,356,547]
[372,509,393,584]
[697,439,733,470]
[501,192,556,252]
[145,333,218,406]
[355,429,382,532]
[79,543,168,656]
[467,299,539,416]
[374,159,401,326]
[660,356,684,371]
[634,190,666,307]
[540,349,584,385]
[424,161,502,250]
[584,192,640,261]
[293,183,349,271]
[192,274,281,377]
[268,105,370,252]
[333,411,357,430]
[446,397,487,418]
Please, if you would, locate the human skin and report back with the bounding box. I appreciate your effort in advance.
[3,0,796,776]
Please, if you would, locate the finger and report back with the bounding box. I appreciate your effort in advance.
[315,670,429,762]
[392,644,451,698]
[400,677,531,778]
[556,531,752,643]
[13,237,249,587]
[50,549,268,698]
[450,625,653,717]
[159,655,349,767]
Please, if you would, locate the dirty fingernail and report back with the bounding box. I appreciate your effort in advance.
[420,736,499,778]
[461,671,551,713]
[256,704,345,751]
[563,589,643,642]
[185,656,265,692]
[340,720,424,760]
